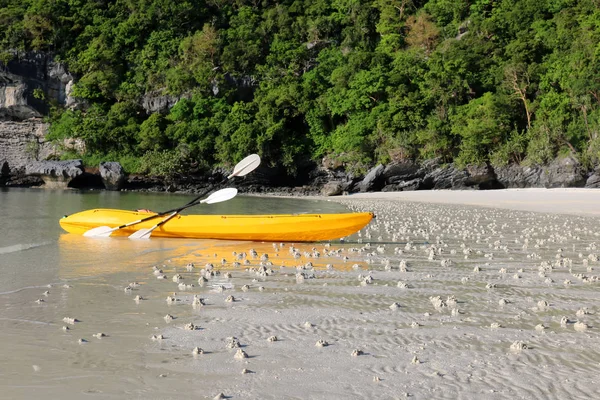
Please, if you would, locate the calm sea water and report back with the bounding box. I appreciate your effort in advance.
[0,187,353,398]
[0,188,348,292]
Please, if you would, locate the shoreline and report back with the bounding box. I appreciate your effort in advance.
[315,188,600,217]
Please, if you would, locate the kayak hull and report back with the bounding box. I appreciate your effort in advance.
[59,209,374,242]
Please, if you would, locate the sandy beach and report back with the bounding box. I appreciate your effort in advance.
[332,188,600,216]
[2,188,599,399]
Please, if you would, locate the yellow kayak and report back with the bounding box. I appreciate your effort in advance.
[59,209,374,242]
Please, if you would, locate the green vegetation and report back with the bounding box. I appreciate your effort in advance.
[2,0,600,175]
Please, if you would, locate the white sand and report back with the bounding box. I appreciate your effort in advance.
[2,190,600,399]
[332,188,600,216]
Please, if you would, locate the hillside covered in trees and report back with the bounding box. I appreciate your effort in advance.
[1,0,599,176]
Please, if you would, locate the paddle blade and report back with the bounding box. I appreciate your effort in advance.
[228,154,260,178]
[83,226,115,237]
[202,188,238,204]
[128,228,153,240]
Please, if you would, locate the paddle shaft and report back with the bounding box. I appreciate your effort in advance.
[83,154,259,237]
[139,195,210,234]
[147,211,178,232]
[112,192,222,231]
[110,174,240,231]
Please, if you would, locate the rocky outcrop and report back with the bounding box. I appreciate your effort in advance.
[0,120,56,167]
[383,162,423,184]
[0,72,40,119]
[421,164,468,189]
[1,51,75,118]
[540,156,586,188]
[99,161,126,190]
[141,90,182,114]
[495,157,585,188]
[321,181,345,196]
[0,52,78,168]
[0,159,9,185]
[357,164,385,192]
[25,159,84,188]
[585,168,600,188]
[494,164,542,188]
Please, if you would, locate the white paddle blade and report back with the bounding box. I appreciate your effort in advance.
[228,154,260,178]
[202,188,238,204]
[83,226,116,237]
[128,228,153,240]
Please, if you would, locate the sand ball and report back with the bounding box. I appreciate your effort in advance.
[574,321,589,332]
[226,337,240,349]
[234,349,248,359]
[510,341,528,352]
[184,323,195,331]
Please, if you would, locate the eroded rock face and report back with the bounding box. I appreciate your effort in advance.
[0,52,78,169]
[321,181,344,196]
[358,164,385,192]
[585,168,600,188]
[0,120,55,167]
[0,73,40,119]
[540,156,586,188]
[0,159,9,185]
[383,162,422,185]
[0,51,75,118]
[422,164,469,189]
[494,164,542,188]
[25,159,84,188]
[99,161,126,191]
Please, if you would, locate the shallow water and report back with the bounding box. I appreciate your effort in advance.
[0,188,350,398]
[2,188,600,399]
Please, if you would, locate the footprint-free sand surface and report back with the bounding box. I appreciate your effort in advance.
[2,189,599,399]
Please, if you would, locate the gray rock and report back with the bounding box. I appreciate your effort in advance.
[25,159,84,188]
[383,162,422,184]
[1,159,8,175]
[0,159,9,185]
[540,156,586,188]
[382,178,422,192]
[422,164,469,189]
[464,164,497,188]
[1,51,77,119]
[141,90,186,114]
[0,120,55,168]
[494,164,543,188]
[99,161,126,191]
[358,164,385,192]
[585,171,600,188]
[321,181,344,196]
[0,73,41,120]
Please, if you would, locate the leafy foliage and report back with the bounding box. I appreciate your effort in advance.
[4,0,600,175]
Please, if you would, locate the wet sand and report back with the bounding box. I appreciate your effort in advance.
[2,189,600,399]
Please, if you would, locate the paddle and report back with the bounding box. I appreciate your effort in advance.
[83,154,260,237]
[128,188,238,239]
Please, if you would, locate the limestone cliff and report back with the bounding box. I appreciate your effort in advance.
[0,51,75,168]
